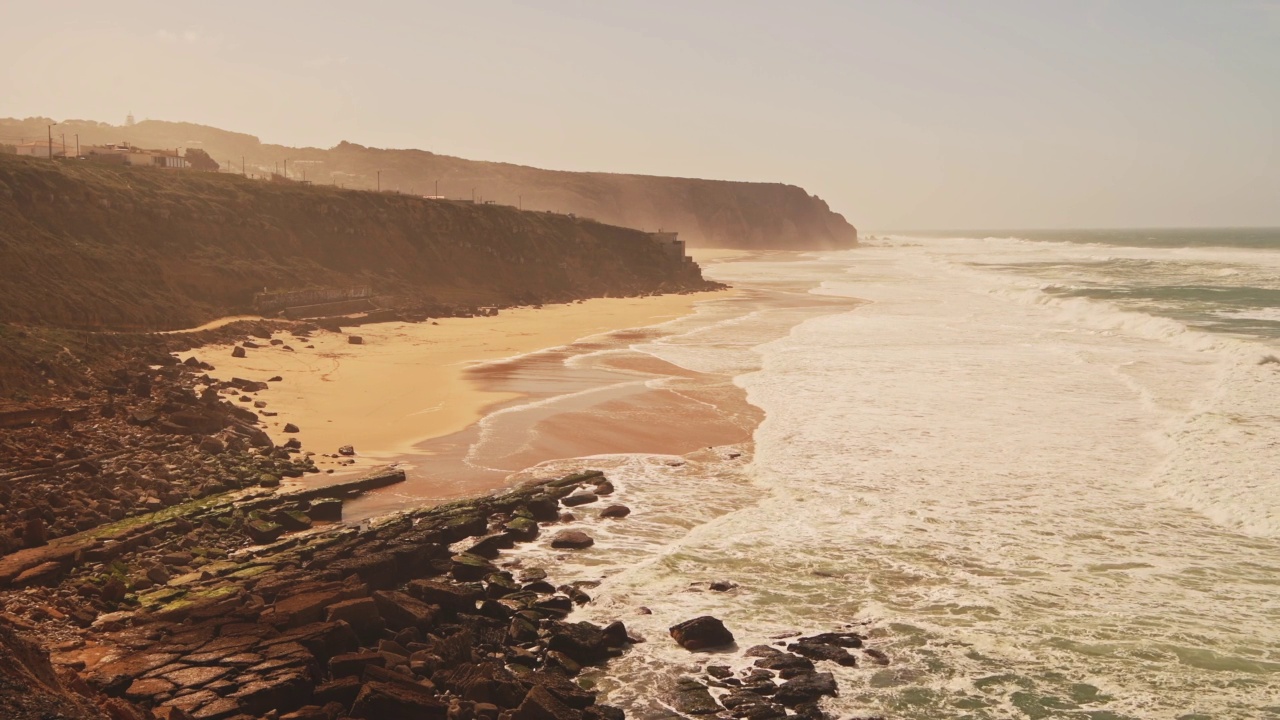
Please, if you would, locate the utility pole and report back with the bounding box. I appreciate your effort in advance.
[435,179,439,197]
[283,159,288,179]
[47,122,55,159]
[75,134,79,158]
[61,133,66,158]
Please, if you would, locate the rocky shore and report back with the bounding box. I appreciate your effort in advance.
[1,318,884,720]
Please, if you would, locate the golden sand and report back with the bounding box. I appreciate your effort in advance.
[197,291,730,469]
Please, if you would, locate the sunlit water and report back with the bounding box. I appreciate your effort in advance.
[492,232,1280,719]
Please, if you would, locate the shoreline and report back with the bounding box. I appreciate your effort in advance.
[199,290,735,474]
[0,250,886,719]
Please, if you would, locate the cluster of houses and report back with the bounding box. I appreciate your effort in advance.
[13,140,189,169]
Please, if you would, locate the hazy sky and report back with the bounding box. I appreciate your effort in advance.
[3,1,1278,229]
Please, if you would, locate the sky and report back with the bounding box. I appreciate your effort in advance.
[2,1,1278,230]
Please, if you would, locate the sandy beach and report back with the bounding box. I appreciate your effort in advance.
[199,291,732,471]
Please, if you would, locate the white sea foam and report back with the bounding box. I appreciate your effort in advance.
[510,241,1280,719]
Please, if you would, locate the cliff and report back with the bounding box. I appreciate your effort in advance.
[0,154,714,331]
[0,117,857,249]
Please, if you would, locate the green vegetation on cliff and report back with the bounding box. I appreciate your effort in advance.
[0,154,713,331]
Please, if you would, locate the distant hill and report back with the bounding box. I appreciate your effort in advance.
[0,154,714,331]
[0,117,857,249]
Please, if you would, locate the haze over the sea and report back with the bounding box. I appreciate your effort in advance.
[2,1,1278,230]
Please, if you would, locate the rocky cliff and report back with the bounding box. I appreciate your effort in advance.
[0,118,857,249]
[0,154,714,331]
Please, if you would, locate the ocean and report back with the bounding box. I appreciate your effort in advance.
[476,229,1280,719]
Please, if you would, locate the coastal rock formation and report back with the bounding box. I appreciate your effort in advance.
[0,117,858,249]
[0,469,634,720]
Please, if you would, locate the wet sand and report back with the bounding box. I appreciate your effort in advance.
[199,291,734,469]
[201,249,854,520]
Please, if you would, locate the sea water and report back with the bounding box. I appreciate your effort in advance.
[501,230,1280,719]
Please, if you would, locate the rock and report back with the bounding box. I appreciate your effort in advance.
[406,579,482,613]
[313,676,363,707]
[372,590,437,632]
[198,436,226,455]
[450,552,497,581]
[753,652,815,678]
[259,473,281,488]
[550,530,593,549]
[145,565,171,585]
[503,516,539,541]
[307,498,342,522]
[593,480,614,495]
[22,517,47,548]
[526,495,561,522]
[467,534,515,559]
[773,672,838,707]
[245,519,285,544]
[337,445,355,456]
[348,336,363,345]
[671,677,719,715]
[102,577,127,602]
[670,616,735,651]
[230,671,313,716]
[709,580,738,592]
[601,620,629,648]
[545,621,610,665]
[510,684,579,720]
[273,510,313,532]
[232,346,247,358]
[325,597,383,638]
[788,638,858,667]
[864,647,890,665]
[163,665,231,689]
[123,676,175,701]
[283,423,300,433]
[328,651,386,678]
[706,665,733,679]
[350,680,448,720]
[599,505,630,519]
[328,551,401,589]
[561,491,598,507]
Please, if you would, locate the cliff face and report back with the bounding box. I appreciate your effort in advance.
[0,155,713,331]
[0,118,857,249]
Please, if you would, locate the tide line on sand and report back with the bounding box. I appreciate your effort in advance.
[198,291,732,469]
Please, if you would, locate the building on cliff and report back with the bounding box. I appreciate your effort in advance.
[84,143,189,169]
[15,140,69,158]
[650,231,692,263]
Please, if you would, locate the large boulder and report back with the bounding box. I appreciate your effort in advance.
[550,530,593,550]
[773,672,838,707]
[545,621,611,665]
[669,616,735,651]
